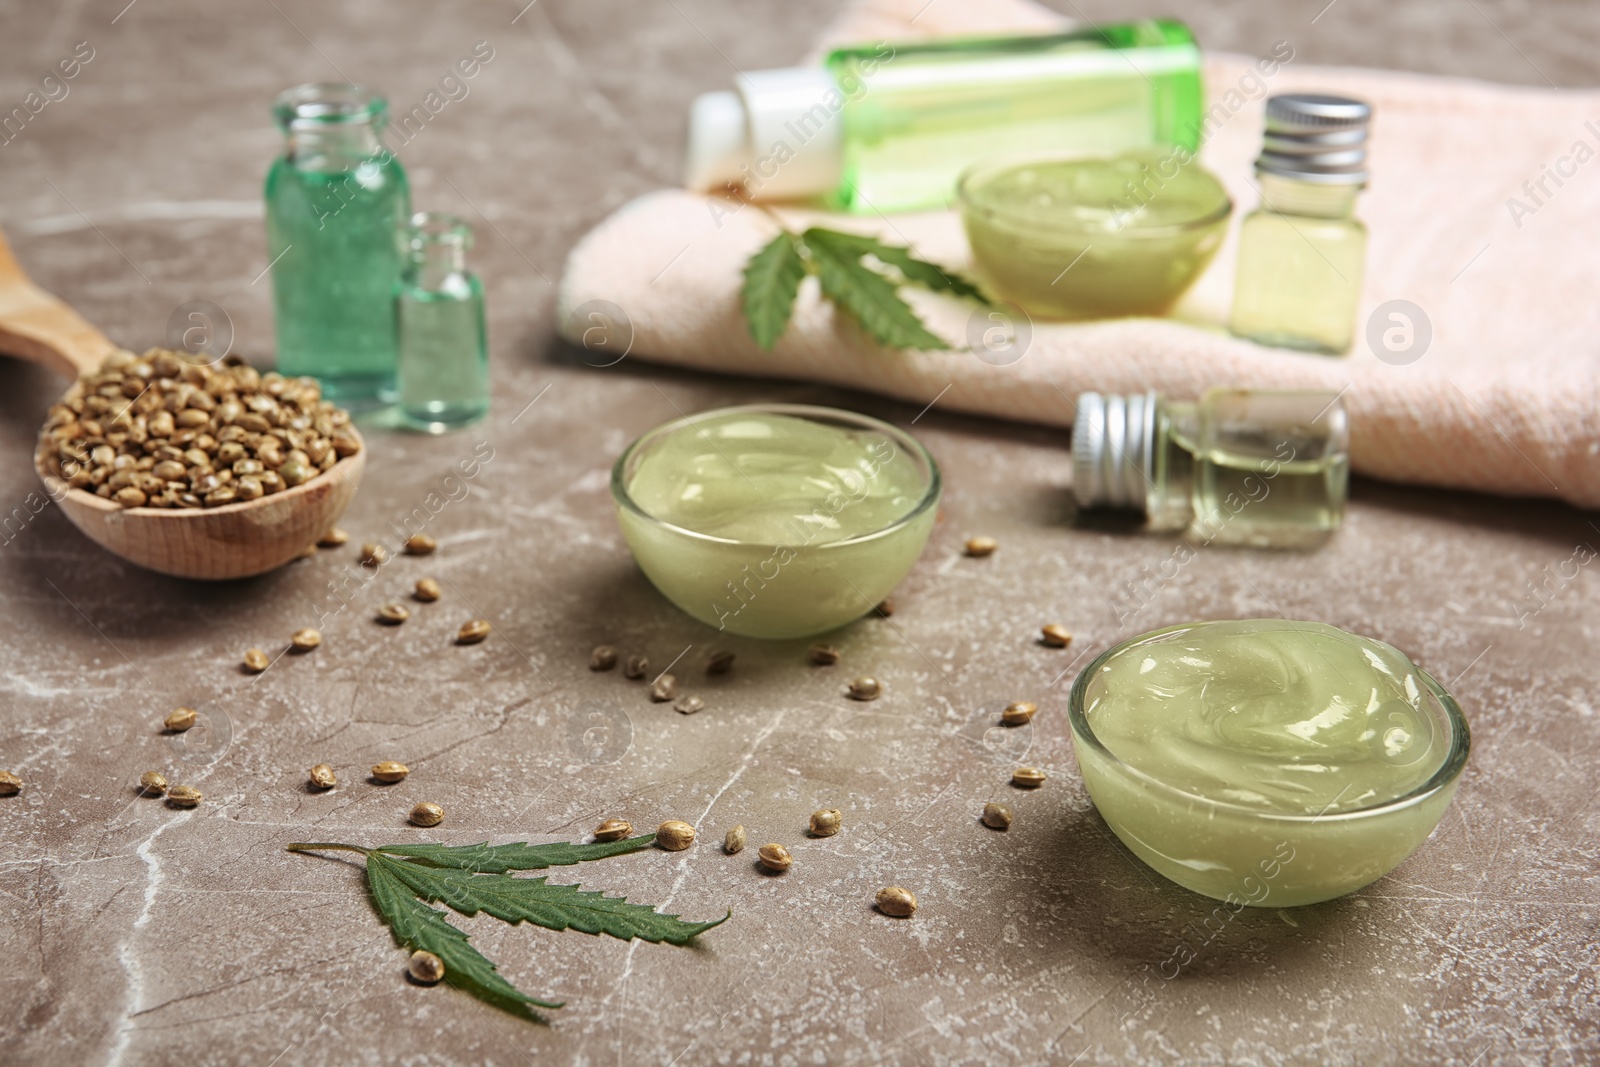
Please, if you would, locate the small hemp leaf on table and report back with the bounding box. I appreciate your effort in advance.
[287,833,729,1016]
[741,225,990,352]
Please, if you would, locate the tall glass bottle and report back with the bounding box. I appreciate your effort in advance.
[1230,94,1371,354]
[396,213,489,432]
[1073,389,1349,547]
[684,20,1204,213]
[265,84,411,408]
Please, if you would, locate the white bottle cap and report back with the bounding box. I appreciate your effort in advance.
[684,66,844,201]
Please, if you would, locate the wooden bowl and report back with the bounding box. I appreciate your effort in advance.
[35,426,365,580]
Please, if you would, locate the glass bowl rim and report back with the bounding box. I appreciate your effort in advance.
[957,152,1234,240]
[1067,620,1472,824]
[609,402,942,550]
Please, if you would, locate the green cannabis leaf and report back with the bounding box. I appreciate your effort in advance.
[288,834,729,1016]
[740,225,988,352]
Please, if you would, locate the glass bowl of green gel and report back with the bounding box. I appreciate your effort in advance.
[958,150,1231,320]
[611,404,940,639]
[1068,619,1470,907]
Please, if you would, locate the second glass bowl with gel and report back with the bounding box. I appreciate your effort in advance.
[959,150,1231,320]
[611,404,940,639]
[1069,620,1470,907]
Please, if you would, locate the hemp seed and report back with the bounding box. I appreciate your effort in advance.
[1040,624,1073,648]
[757,843,793,873]
[847,676,881,701]
[808,643,840,666]
[372,761,410,784]
[981,802,1012,830]
[243,648,270,673]
[808,808,842,837]
[0,771,19,796]
[317,527,349,547]
[409,802,445,828]
[594,818,632,842]
[163,707,198,732]
[705,649,736,675]
[1001,701,1038,726]
[413,578,442,602]
[674,695,704,715]
[167,785,203,808]
[724,825,747,854]
[138,771,169,795]
[876,599,895,617]
[360,542,387,567]
[1012,767,1048,789]
[649,674,678,702]
[656,820,695,851]
[589,645,618,671]
[290,628,322,652]
[623,654,648,680]
[376,603,410,625]
[308,764,337,790]
[964,536,998,557]
[456,619,490,644]
[404,533,437,556]
[875,886,918,918]
[408,950,445,984]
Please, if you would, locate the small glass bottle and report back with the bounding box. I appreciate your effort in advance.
[266,84,411,408]
[1230,94,1372,354]
[1073,389,1349,547]
[396,213,489,432]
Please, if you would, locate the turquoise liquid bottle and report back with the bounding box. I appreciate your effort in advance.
[396,213,489,432]
[265,84,410,408]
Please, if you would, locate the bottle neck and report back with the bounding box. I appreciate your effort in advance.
[1254,172,1361,219]
[284,123,387,171]
[407,241,468,289]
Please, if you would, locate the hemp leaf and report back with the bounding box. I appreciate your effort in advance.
[288,834,729,1016]
[740,225,987,352]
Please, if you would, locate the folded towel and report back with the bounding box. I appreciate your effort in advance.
[559,0,1600,508]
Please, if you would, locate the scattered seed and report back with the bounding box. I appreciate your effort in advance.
[404,533,437,555]
[808,643,840,666]
[456,619,490,645]
[674,694,705,715]
[1012,766,1048,789]
[847,676,881,701]
[757,843,793,873]
[705,650,736,675]
[139,771,168,795]
[409,802,445,828]
[289,628,321,652]
[808,808,842,837]
[1040,624,1073,648]
[623,655,648,680]
[594,818,632,842]
[372,761,410,784]
[876,599,895,617]
[724,825,747,854]
[163,707,197,732]
[376,603,410,625]
[243,648,270,673]
[656,820,695,851]
[964,536,998,557]
[589,645,618,671]
[1001,701,1038,726]
[981,802,1013,830]
[317,528,349,547]
[0,771,19,796]
[360,542,387,567]
[167,785,203,808]
[876,886,918,918]
[413,577,442,602]
[308,764,337,790]
[649,674,678,702]
[408,950,445,984]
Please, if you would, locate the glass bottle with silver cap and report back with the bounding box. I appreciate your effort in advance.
[1073,388,1349,546]
[1230,93,1372,354]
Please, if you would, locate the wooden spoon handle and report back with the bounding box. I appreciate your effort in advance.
[0,224,117,379]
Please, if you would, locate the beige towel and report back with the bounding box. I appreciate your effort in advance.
[559,0,1600,508]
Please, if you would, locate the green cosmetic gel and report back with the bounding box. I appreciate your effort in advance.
[613,407,939,639]
[1070,620,1469,907]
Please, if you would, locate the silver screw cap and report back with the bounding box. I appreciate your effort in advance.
[1072,391,1157,511]
[1257,93,1372,185]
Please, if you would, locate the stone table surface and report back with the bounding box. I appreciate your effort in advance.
[2,2,1597,1065]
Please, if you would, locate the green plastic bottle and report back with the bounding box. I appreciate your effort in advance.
[265,84,411,408]
[684,20,1203,213]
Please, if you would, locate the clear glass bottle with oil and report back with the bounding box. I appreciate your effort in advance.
[396,213,489,432]
[1230,94,1371,354]
[1073,389,1348,546]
